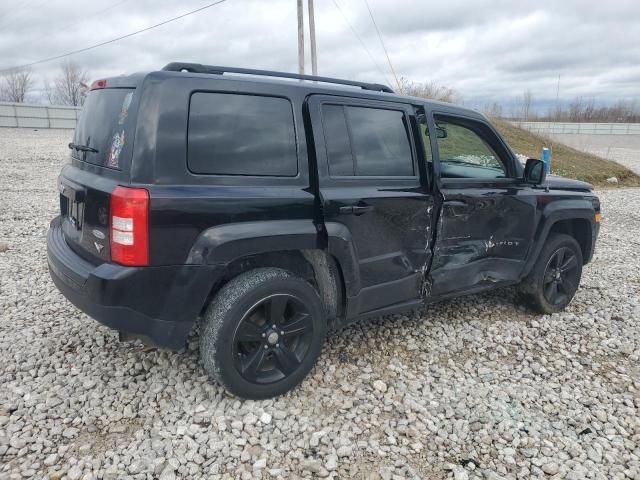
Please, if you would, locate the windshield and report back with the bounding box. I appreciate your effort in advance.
[72,88,135,169]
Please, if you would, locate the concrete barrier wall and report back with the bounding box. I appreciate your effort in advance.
[3,105,639,135]
[0,102,81,129]
[516,121,640,135]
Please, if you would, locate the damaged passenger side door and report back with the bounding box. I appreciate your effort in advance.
[309,96,436,316]
[428,114,536,297]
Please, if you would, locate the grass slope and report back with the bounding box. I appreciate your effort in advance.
[492,118,640,187]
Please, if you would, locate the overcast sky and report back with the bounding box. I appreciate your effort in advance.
[0,0,638,110]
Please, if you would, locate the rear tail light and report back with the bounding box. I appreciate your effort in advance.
[110,186,149,266]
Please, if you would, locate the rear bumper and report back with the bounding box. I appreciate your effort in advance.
[47,217,220,349]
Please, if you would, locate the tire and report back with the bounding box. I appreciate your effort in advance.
[519,233,583,314]
[200,268,327,399]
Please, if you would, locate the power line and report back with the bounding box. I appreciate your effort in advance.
[0,0,229,74]
[25,0,134,48]
[330,0,392,87]
[362,0,401,92]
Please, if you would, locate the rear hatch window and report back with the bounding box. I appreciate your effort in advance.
[72,88,136,170]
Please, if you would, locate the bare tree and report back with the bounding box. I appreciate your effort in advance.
[567,97,584,122]
[567,97,596,122]
[520,89,533,121]
[42,76,55,105]
[0,68,33,103]
[51,61,89,106]
[398,77,460,103]
[539,97,640,123]
[483,101,503,119]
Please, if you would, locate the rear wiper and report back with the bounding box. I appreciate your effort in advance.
[68,142,98,153]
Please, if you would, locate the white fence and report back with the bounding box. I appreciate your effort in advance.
[516,122,640,135]
[0,102,81,129]
[3,105,639,135]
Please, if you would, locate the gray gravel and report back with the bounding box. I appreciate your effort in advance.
[1,127,639,480]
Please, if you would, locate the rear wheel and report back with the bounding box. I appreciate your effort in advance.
[200,268,326,399]
[519,233,583,314]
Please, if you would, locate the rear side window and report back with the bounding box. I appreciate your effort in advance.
[188,93,298,176]
[322,105,353,176]
[72,88,135,169]
[321,104,414,177]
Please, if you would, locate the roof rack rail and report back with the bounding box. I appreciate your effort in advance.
[162,62,394,93]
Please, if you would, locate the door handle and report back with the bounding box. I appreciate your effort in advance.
[339,206,354,214]
[443,200,467,207]
[339,205,374,215]
[352,205,374,215]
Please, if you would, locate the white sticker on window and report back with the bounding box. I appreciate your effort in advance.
[118,92,133,125]
[107,130,125,168]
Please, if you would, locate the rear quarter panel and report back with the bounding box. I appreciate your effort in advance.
[131,73,317,266]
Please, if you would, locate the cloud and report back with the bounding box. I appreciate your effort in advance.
[0,0,638,106]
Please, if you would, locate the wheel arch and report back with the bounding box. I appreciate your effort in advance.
[186,220,320,265]
[548,218,592,263]
[188,220,360,325]
[198,249,346,327]
[522,200,597,278]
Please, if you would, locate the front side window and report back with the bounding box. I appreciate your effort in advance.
[188,93,297,176]
[435,119,506,179]
[322,104,414,177]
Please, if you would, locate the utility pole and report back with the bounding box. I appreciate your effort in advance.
[297,0,305,75]
[308,0,318,75]
[555,73,561,121]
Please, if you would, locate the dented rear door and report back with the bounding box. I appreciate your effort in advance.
[308,95,436,315]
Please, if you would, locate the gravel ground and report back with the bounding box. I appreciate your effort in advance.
[1,128,639,480]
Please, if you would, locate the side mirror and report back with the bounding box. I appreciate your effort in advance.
[435,125,447,139]
[524,158,547,185]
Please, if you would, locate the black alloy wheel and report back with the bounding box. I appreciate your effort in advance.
[233,294,314,384]
[542,246,580,306]
[518,233,583,314]
[200,268,326,399]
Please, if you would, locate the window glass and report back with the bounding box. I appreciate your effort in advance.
[73,88,135,169]
[346,106,414,176]
[188,93,297,176]
[421,124,433,163]
[435,120,505,179]
[322,105,354,176]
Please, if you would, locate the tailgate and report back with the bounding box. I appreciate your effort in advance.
[59,165,118,263]
[60,85,138,263]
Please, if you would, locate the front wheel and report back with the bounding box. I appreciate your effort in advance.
[200,268,326,399]
[519,233,583,314]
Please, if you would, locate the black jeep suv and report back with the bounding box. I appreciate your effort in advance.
[48,63,600,399]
